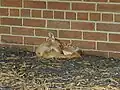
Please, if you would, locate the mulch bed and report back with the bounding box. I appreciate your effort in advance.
[0,46,120,90]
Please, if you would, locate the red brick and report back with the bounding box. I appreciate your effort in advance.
[0,26,10,34]
[24,1,46,9]
[54,11,64,19]
[72,3,95,11]
[24,37,45,45]
[1,18,22,26]
[109,52,120,59]
[66,12,76,20]
[109,34,120,42]
[110,0,120,2]
[1,35,23,44]
[97,23,120,32]
[32,10,41,18]
[115,14,120,22]
[71,21,95,30]
[77,12,88,20]
[90,13,100,21]
[59,30,82,39]
[47,20,70,29]
[1,0,22,7]
[43,11,53,18]
[84,0,107,2]
[83,32,107,41]
[97,4,120,12]
[72,40,95,49]
[84,50,108,58]
[23,19,45,27]
[58,39,70,44]
[10,9,19,16]
[21,9,30,17]
[48,2,70,10]
[97,42,120,52]
[0,8,8,16]
[35,29,57,37]
[102,14,113,22]
[12,27,34,36]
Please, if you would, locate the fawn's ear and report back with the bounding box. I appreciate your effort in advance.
[48,32,55,39]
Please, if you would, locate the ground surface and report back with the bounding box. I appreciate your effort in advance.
[0,46,120,90]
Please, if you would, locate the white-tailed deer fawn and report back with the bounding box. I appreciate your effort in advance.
[36,32,63,58]
[62,42,82,58]
[36,32,82,59]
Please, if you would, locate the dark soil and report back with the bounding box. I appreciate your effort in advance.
[0,46,120,90]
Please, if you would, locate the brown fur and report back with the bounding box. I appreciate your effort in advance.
[36,32,82,59]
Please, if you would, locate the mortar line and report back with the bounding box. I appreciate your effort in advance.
[34,29,36,36]
[10,26,12,34]
[95,3,97,11]
[41,10,43,18]
[113,13,115,22]
[22,17,23,26]
[45,19,47,28]
[81,31,83,40]
[22,36,24,45]
[64,11,66,19]
[53,10,55,19]
[94,23,97,31]
[8,8,10,16]
[107,33,109,42]
[70,20,71,30]
[30,9,32,17]
[95,41,97,50]
[19,8,21,17]
[76,11,77,20]
[100,12,102,21]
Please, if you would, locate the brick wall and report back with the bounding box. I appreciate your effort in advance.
[0,0,120,58]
